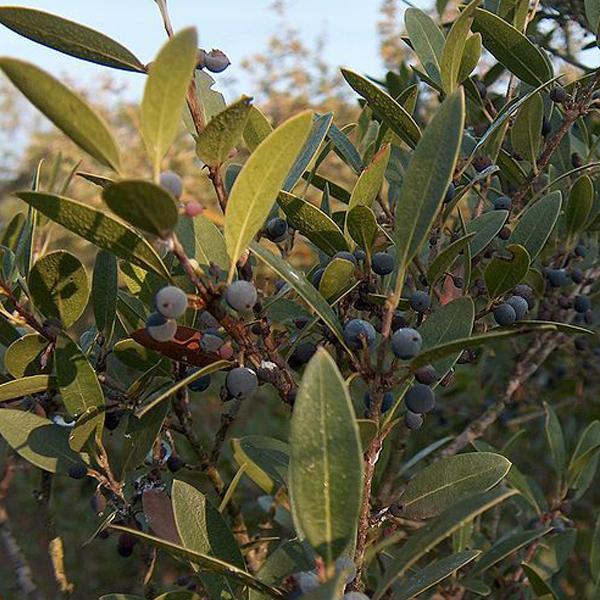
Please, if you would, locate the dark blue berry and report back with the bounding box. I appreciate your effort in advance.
[265,218,288,242]
[409,291,430,313]
[414,364,438,385]
[575,244,587,258]
[546,269,568,288]
[405,411,423,430]
[371,252,395,276]
[354,249,367,262]
[506,295,528,320]
[311,268,325,288]
[167,455,184,473]
[68,464,88,480]
[333,251,357,265]
[493,196,511,211]
[343,319,376,350]
[493,303,516,327]
[188,371,211,392]
[574,295,591,313]
[391,328,422,359]
[571,268,584,284]
[444,183,456,204]
[289,341,317,368]
[405,384,435,413]
[226,281,257,311]
[226,367,258,398]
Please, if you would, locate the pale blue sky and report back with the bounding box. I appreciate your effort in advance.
[0,0,413,102]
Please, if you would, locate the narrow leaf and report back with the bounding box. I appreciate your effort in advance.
[196,96,253,166]
[0,57,121,170]
[141,28,198,175]
[341,68,421,148]
[484,243,530,298]
[0,7,145,72]
[398,453,511,519]
[103,180,179,238]
[16,192,170,280]
[289,349,363,564]
[225,111,313,270]
[472,8,552,85]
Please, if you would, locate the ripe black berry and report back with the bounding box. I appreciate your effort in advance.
[391,328,422,359]
[409,290,430,313]
[493,303,516,327]
[414,364,438,385]
[68,464,88,480]
[549,86,567,104]
[405,410,423,430]
[371,252,395,276]
[405,384,435,413]
[265,217,288,243]
[167,455,185,473]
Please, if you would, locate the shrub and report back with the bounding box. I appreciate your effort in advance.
[0,1,599,598]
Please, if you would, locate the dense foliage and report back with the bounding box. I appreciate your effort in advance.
[0,0,599,598]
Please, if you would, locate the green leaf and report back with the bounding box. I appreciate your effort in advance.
[416,296,475,377]
[250,541,313,600]
[0,408,83,473]
[567,420,600,490]
[484,243,530,299]
[472,8,552,86]
[410,323,570,369]
[509,192,562,260]
[405,8,445,85]
[319,258,356,302]
[141,28,198,175]
[0,7,145,72]
[100,595,145,600]
[521,563,558,597]
[92,250,118,338]
[231,436,289,494]
[154,594,200,600]
[109,525,284,599]
[0,58,121,171]
[466,210,509,257]
[347,144,390,214]
[225,111,313,271]
[393,90,465,278]
[373,488,517,599]
[55,334,104,446]
[16,192,170,280]
[591,513,600,580]
[284,113,333,192]
[440,0,479,93]
[585,0,600,30]
[28,250,89,328]
[250,242,346,349]
[136,360,231,418]
[172,480,245,600]
[544,402,566,478]
[393,551,481,600]
[196,96,253,166]
[470,527,552,576]
[103,180,179,238]
[327,123,363,174]
[347,206,380,252]
[176,214,230,272]
[278,191,348,256]
[4,333,49,378]
[427,233,475,285]
[458,33,482,83]
[243,105,272,152]
[398,453,511,519]
[340,68,421,148]
[566,175,593,237]
[0,375,55,401]
[511,93,543,165]
[289,349,363,564]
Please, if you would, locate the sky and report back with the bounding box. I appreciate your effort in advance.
[0,0,405,102]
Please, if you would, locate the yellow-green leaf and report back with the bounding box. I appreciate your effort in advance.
[225,111,313,272]
[0,7,145,72]
[16,191,170,280]
[196,96,253,166]
[0,57,121,171]
[103,180,179,238]
[28,250,90,328]
[141,28,198,175]
[289,349,363,565]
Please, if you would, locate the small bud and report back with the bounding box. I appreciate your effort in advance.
[185,200,204,217]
